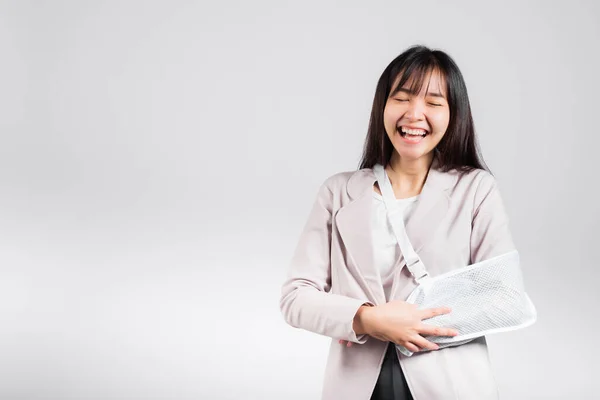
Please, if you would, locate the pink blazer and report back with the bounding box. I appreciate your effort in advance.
[280,160,517,400]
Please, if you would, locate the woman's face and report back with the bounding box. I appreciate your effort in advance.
[383,69,450,162]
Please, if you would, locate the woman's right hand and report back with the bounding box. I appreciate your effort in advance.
[351,300,458,352]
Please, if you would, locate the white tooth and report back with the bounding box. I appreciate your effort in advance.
[401,127,426,135]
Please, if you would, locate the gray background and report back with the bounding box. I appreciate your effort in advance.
[1,0,598,399]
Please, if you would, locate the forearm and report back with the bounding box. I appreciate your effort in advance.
[281,286,372,343]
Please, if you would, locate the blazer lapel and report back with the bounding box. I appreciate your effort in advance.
[335,187,386,305]
[335,158,458,304]
[403,167,451,262]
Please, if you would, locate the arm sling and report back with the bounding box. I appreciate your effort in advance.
[372,164,537,357]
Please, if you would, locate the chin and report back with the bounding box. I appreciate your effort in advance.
[396,149,435,162]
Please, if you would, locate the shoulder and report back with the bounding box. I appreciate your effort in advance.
[312,168,372,207]
[451,168,508,219]
[321,170,356,189]
[453,167,498,194]
[320,168,369,193]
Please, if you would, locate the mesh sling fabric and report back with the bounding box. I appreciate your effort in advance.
[372,164,537,357]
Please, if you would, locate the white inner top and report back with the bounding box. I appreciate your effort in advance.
[371,189,419,301]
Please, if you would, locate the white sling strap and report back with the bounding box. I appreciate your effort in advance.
[372,163,429,283]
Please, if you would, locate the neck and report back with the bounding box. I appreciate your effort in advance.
[385,152,434,196]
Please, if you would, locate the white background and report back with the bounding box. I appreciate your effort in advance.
[1,0,598,399]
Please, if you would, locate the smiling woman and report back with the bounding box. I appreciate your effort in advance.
[280,45,527,400]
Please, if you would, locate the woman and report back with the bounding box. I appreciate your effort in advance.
[280,45,517,400]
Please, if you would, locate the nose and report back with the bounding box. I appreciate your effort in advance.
[405,98,426,120]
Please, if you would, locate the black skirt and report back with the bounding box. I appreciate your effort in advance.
[370,342,414,400]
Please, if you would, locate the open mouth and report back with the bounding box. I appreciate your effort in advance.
[397,126,429,143]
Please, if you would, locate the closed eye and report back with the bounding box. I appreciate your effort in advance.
[428,103,442,106]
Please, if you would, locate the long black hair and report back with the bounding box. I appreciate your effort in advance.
[358,45,489,174]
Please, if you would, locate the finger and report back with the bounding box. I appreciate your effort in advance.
[410,334,439,351]
[419,306,452,320]
[418,324,459,337]
[402,342,420,353]
[346,341,354,347]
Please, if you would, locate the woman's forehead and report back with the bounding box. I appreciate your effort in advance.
[392,68,447,96]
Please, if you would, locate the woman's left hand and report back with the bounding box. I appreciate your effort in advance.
[338,339,354,347]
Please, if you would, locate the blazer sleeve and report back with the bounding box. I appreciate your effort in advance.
[279,178,372,344]
[470,171,517,263]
